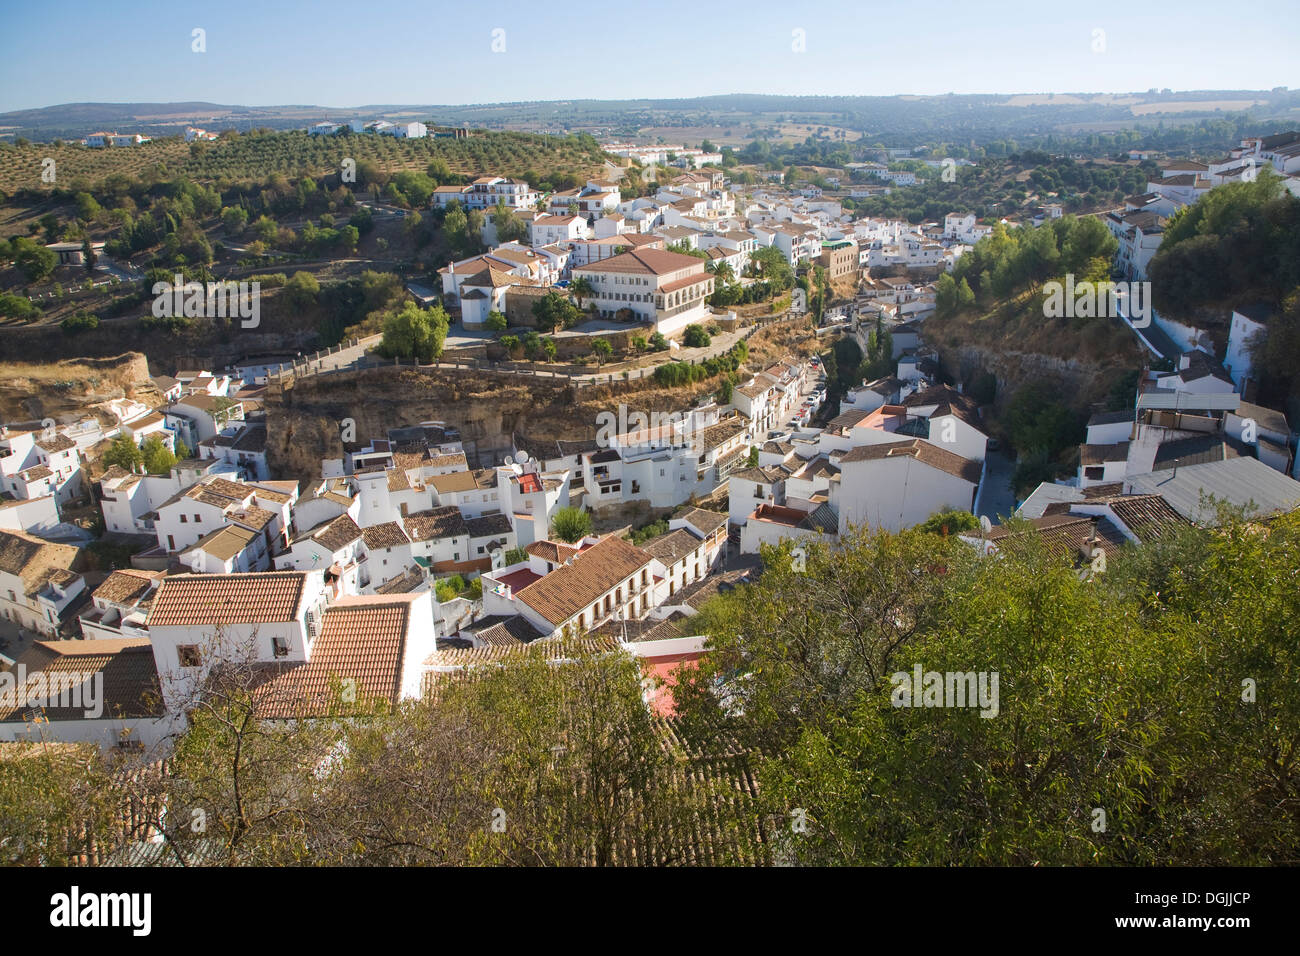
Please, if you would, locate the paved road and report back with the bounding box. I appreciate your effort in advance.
[975,449,1017,522]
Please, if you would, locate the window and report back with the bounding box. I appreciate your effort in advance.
[179,514,188,523]
[194,514,202,523]
[177,645,202,668]
[272,637,290,658]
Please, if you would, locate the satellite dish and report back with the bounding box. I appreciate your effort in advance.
[979,515,992,534]
[517,451,530,464]
[503,456,514,466]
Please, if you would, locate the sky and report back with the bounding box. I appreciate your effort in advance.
[1,0,1297,113]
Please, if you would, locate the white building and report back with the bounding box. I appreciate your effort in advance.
[572,248,716,337]
[0,529,84,637]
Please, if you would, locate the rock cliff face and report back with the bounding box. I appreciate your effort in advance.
[942,343,1129,410]
[924,304,1143,414]
[263,365,721,482]
[0,314,320,375]
[0,352,155,423]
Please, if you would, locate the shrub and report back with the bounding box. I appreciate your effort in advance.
[682,324,711,348]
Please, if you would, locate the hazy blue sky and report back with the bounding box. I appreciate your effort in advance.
[1,0,1296,112]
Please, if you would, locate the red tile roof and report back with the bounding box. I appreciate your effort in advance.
[252,595,416,718]
[148,572,309,626]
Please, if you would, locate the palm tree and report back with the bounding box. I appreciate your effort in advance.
[570,276,594,310]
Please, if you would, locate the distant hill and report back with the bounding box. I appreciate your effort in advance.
[2,89,1297,145]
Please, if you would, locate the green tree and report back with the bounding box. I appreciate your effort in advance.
[378,302,450,364]
[14,238,56,283]
[485,311,508,333]
[491,201,527,244]
[750,245,794,290]
[141,435,178,475]
[917,508,980,536]
[74,192,102,222]
[592,338,612,365]
[676,511,1300,864]
[531,289,582,333]
[60,310,98,335]
[221,206,249,233]
[284,271,320,308]
[101,434,143,472]
[550,506,592,543]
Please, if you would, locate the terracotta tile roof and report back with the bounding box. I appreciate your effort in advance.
[700,417,746,451]
[463,613,544,647]
[362,522,410,549]
[251,595,416,718]
[1105,494,1189,542]
[573,248,706,277]
[92,569,161,605]
[524,540,581,564]
[1234,401,1289,436]
[639,528,702,566]
[465,513,512,538]
[250,485,290,506]
[1087,410,1133,427]
[231,424,268,453]
[1080,441,1130,466]
[373,566,426,594]
[827,408,871,432]
[386,463,412,492]
[0,638,162,722]
[0,529,80,592]
[983,513,1127,561]
[35,433,77,453]
[659,272,713,295]
[230,506,276,531]
[735,382,771,400]
[185,524,257,561]
[424,634,619,671]
[148,572,309,626]
[677,507,728,536]
[308,513,363,552]
[193,477,253,501]
[426,451,468,469]
[837,439,981,485]
[516,535,654,627]
[403,506,467,542]
[730,465,788,484]
[431,471,478,494]
[902,384,983,429]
